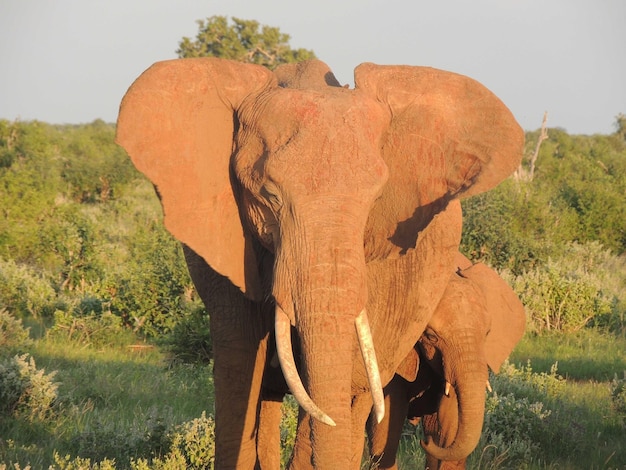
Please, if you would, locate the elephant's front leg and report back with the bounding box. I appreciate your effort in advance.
[366,377,410,470]
[212,306,272,469]
[184,247,272,468]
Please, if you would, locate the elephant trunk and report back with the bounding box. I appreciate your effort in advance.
[421,347,488,462]
[273,210,384,467]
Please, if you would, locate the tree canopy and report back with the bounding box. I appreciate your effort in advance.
[176,16,316,69]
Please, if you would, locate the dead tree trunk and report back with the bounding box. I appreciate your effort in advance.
[514,111,548,182]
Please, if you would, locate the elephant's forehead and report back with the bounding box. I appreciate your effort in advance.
[256,88,389,139]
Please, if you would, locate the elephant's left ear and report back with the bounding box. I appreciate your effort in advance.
[354,64,524,198]
[463,263,526,373]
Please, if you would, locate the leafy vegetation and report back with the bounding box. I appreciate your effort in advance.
[176,16,316,68]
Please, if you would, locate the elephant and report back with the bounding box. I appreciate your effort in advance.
[116,57,523,469]
[366,253,526,469]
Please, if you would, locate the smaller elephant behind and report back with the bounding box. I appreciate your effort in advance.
[367,254,525,470]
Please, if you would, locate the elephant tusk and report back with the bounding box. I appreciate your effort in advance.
[355,309,385,424]
[275,306,336,427]
[445,381,451,397]
[486,380,492,393]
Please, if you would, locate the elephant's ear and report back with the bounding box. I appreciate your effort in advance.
[354,64,524,200]
[116,58,275,300]
[463,263,526,373]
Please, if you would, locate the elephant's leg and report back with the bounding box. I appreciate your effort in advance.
[351,392,373,469]
[212,318,270,469]
[184,247,273,469]
[256,390,284,470]
[366,377,409,470]
[422,387,467,470]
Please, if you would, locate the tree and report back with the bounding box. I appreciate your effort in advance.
[176,16,316,69]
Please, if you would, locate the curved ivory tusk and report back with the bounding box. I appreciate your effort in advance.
[445,381,451,397]
[275,306,336,427]
[355,310,385,424]
[486,380,492,393]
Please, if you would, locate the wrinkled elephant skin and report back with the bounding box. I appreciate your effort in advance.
[116,58,524,469]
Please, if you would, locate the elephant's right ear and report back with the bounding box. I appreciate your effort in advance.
[354,63,524,200]
[116,58,275,300]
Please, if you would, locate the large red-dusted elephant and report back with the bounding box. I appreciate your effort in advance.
[116,58,523,469]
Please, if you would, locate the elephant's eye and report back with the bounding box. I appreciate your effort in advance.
[260,184,283,212]
[423,328,438,343]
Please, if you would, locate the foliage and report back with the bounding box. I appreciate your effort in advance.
[462,124,626,277]
[52,453,117,470]
[47,309,133,348]
[499,242,625,333]
[163,303,211,364]
[140,411,215,470]
[0,310,33,357]
[480,393,549,463]
[109,221,197,337]
[0,258,58,319]
[66,406,172,466]
[611,372,626,428]
[0,354,58,422]
[176,15,316,68]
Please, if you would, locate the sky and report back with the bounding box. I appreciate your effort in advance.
[1,0,624,135]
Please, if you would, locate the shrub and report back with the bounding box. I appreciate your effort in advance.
[484,361,589,463]
[480,392,550,464]
[67,407,172,466]
[52,453,117,470]
[47,308,133,348]
[500,245,619,333]
[0,353,58,421]
[134,411,215,470]
[611,372,626,428]
[163,303,211,364]
[0,258,57,318]
[110,222,196,337]
[0,309,33,357]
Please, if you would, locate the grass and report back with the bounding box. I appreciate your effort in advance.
[510,329,626,381]
[2,329,626,468]
[1,339,213,469]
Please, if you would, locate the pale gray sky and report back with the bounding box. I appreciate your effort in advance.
[1,0,624,134]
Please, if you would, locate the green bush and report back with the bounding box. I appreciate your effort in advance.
[47,309,133,348]
[110,222,196,337]
[500,243,622,333]
[131,411,215,470]
[480,393,549,464]
[611,372,626,428]
[0,258,57,318]
[485,361,589,464]
[52,453,117,470]
[67,407,172,467]
[164,303,211,364]
[0,353,58,421]
[0,309,33,357]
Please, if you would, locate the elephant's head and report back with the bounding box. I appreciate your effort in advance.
[116,58,523,467]
[418,254,526,462]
